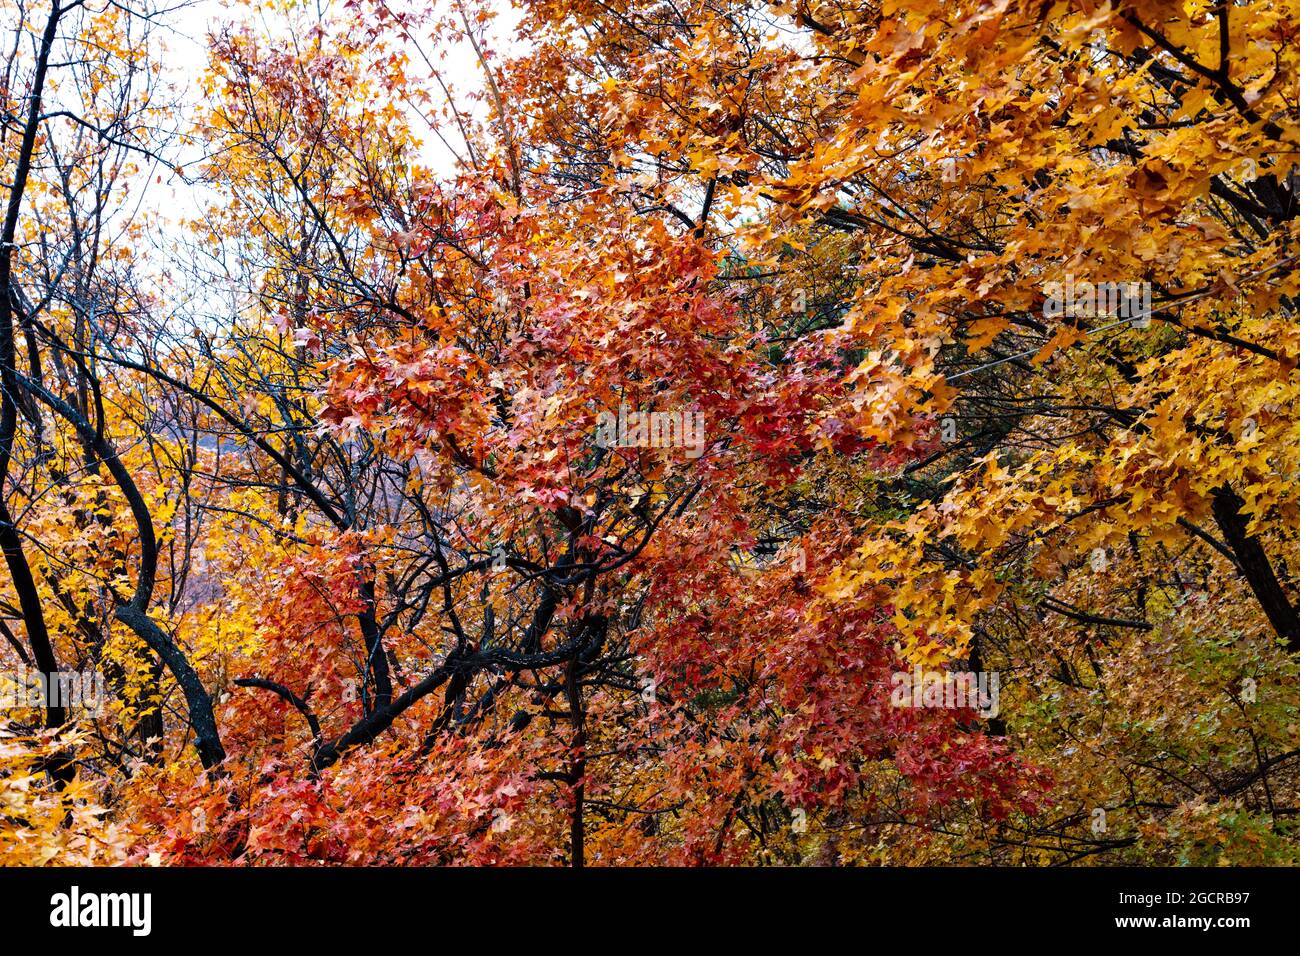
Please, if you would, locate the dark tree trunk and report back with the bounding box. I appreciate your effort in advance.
[1211,484,1300,651]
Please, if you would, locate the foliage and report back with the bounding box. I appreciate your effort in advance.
[0,0,1297,866]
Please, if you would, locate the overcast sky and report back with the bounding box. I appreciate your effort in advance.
[137,0,520,224]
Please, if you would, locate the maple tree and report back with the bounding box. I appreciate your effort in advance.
[0,0,1297,866]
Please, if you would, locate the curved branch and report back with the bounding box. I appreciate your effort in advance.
[234,677,322,740]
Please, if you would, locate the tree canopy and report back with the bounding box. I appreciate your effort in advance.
[1,0,1298,866]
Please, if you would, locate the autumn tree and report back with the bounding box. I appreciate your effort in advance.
[2,0,1298,867]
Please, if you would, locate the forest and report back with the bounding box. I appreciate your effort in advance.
[0,0,1298,867]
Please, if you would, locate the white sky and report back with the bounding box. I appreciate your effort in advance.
[85,0,521,333]
[140,0,521,220]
